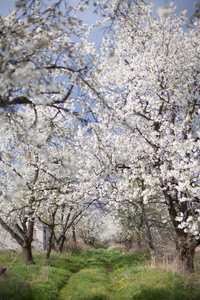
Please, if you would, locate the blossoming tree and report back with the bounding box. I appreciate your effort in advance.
[0,103,79,264]
[1,0,200,273]
[85,1,200,272]
[0,0,98,265]
[0,0,95,118]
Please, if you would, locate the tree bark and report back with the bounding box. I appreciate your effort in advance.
[46,227,54,259]
[59,235,66,253]
[124,237,134,252]
[72,224,76,244]
[136,233,142,249]
[176,236,198,273]
[141,201,159,265]
[163,188,200,273]
[22,241,35,265]
[0,217,35,265]
[53,233,66,253]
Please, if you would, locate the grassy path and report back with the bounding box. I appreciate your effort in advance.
[58,248,200,300]
[1,248,200,299]
[59,248,131,300]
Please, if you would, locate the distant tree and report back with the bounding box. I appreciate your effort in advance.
[77,207,120,245]
[116,179,176,261]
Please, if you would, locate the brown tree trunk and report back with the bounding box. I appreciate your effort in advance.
[46,227,54,259]
[22,242,35,265]
[0,217,35,265]
[53,233,66,253]
[59,235,66,253]
[72,224,76,244]
[163,188,199,273]
[177,236,198,273]
[21,219,35,265]
[141,201,159,265]
[124,237,134,252]
[136,233,142,249]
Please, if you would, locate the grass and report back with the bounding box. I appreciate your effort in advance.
[0,247,200,299]
[59,248,200,300]
[0,251,71,300]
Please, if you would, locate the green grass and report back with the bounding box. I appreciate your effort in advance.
[1,248,200,300]
[0,251,71,300]
[59,248,200,300]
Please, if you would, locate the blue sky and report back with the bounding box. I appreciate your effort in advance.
[0,0,197,17]
[0,0,198,47]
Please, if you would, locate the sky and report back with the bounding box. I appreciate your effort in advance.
[0,0,199,46]
[0,0,198,17]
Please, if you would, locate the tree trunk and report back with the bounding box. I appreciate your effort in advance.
[59,235,66,253]
[125,237,134,252]
[150,247,159,265]
[176,236,198,273]
[22,243,35,265]
[53,233,66,253]
[141,201,159,265]
[0,217,35,265]
[72,224,76,244]
[21,220,35,265]
[46,227,54,259]
[163,188,199,273]
[136,233,142,249]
